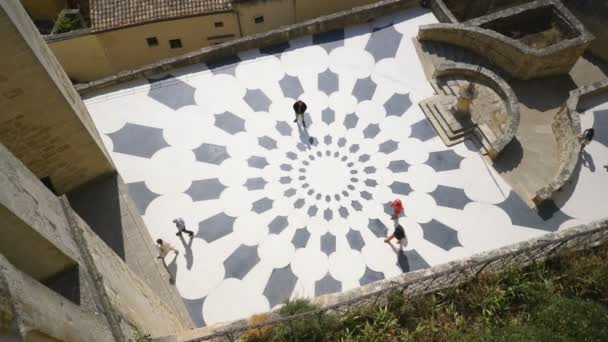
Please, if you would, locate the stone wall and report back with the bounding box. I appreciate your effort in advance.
[432,62,520,159]
[419,0,593,80]
[532,79,608,204]
[76,0,420,95]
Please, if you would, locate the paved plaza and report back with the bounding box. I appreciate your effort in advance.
[84,7,608,327]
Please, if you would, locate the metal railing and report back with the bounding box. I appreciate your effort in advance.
[187,219,608,341]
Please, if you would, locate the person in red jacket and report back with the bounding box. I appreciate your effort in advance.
[390,199,403,220]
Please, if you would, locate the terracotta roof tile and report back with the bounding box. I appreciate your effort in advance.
[90,0,233,32]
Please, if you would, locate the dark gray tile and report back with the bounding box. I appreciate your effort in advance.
[286,151,298,160]
[388,160,409,173]
[197,212,236,243]
[352,200,363,211]
[591,109,608,147]
[363,123,380,139]
[325,195,331,202]
[368,218,388,238]
[244,177,267,191]
[323,208,333,222]
[365,24,402,62]
[223,244,259,279]
[360,191,373,200]
[214,112,245,135]
[318,69,339,95]
[280,164,293,171]
[497,192,572,232]
[276,121,293,137]
[410,119,437,142]
[194,143,230,165]
[350,170,359,175]
[430,185,471,210]
[252,197,274,214]
[324,135,332,145]
[126,181,159,215]
[147,75,196,110]
[206,55,241,76]
[359,267,384,286]
[384,93,412,117]
[269,216,289,234]
[379,140,399,154]
[349,144,360,153]
[315,273,342,296]
[389,181,413,196]
[420,219,462,251]
[320,232,336,256]
[260,42,290,55]
[397,249,431,273]
[186,178,227,202]
[364,179,378,187]
[359,154,371,162]
[426,150,464,172]
[312,29,344,53]
[284,188,296,197]
[279,176,292,184]
[294,198,305,209]
[346,229,364,251]
[364,166,376,174]
[279,74,304,99]
[351,177,359,183]
[339,206,349,218]
[247,156,269,169]
[334,194,341,201]
[352,77,377,102]
[338,137,347,147]
[244,89,271,112]
[322,108,335,125]
[263,265,298,308]
[334,152,340,158]
[107,123,169,158]
[182,297,206,328]
[308,205,318,217]
[291,227,310,248]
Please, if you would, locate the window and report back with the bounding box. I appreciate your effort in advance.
[254,16,264,24]
[146,37,158,46]
[169,38,182,49]
[214,21,224,28]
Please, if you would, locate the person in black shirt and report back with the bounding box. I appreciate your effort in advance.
[173,218,194,237]
[578,128,595,151]
[385,221,407,249]
[293,100,307,128]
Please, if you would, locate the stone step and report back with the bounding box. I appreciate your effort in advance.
[420,101,469,147]
[426,99,474,138]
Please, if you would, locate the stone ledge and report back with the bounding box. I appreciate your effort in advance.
[76,0,420,95]
[532,79,608,205]
[432,62,520,159]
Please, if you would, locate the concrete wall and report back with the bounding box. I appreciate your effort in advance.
[0,0,114,194]
[47,31,114,83]
[563,0,608,63]
[235,0,295,36]
[294,0,379,21]
[20,0,66,21]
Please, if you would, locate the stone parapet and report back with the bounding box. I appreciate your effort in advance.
[418,0,594,80]
[433,62,519,159]
[533,79,608,205]
[76,0,420,95]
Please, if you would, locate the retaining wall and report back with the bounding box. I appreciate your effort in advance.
[433,62,520,159]
[533,79,608,204]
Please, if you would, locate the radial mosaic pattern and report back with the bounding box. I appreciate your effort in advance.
[84,8,604,327]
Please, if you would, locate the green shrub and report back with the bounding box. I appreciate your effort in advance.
[54,15,81,34]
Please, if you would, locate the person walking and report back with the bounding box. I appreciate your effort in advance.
[156,238,179,260]
[578,128,595,152]
[384,221,407,249]
[293,100,307,128]
[173,217,194,237]
[390,199,403,220]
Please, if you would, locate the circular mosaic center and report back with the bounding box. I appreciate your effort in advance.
[306,153,350,195]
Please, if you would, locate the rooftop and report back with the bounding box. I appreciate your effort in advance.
[90,0,232,32]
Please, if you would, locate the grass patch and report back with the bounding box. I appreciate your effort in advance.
[241,244,608,341]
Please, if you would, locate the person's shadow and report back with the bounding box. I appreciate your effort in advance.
[296,116,314,148]
[162,252,179,285]
[178,234,195,270]
[581,149,596,172]
[387,244,410,273]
